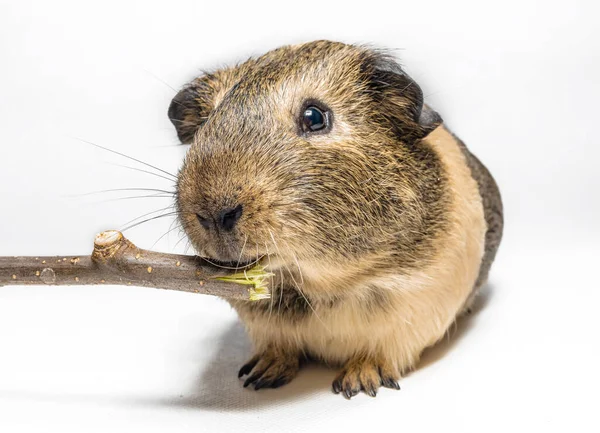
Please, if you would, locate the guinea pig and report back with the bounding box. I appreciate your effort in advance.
[169,40,503,399]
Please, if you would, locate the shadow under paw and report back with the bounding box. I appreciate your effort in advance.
[161,322,331,411]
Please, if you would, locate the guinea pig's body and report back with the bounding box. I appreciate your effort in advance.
[170,41,503,398]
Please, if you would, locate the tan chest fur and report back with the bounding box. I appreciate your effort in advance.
[240,125,486,374]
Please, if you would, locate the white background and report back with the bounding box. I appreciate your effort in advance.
[1,0,599,431]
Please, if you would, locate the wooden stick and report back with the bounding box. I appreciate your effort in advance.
[0,230,271,301]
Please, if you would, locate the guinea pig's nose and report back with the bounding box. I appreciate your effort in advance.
[218,204,243,231]
[196,204,243,232]
[196,214,212,230]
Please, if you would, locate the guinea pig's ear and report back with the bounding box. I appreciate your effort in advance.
[366,53,442,141]
[168,75,217,144]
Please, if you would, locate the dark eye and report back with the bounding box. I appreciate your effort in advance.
[301,105,330,133]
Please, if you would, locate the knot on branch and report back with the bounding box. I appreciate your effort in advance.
[40,268,56,284]
[92,230,133,263]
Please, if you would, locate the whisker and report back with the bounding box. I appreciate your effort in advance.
[150,222,183,250]
[121,211,179,232]
[174,233,189,250]
[264,240,275,324]
[119,205,177,229]
[268,229,327,329]
[142,68,177,93]
[184,240,193,255]
[236,234,249,270]
[278,262,285,317]
[200,256,264,270]
[67,188,175,197]
[97,194,175,204]
[284,239,305,286]
[74,137,177,179]
[157,216,186,250]
[268,230,300,288]
[149,144,190,148]
[107,163,177,184]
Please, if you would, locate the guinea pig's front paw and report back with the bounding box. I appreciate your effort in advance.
[238,349,300,390]
[332,358,401,399]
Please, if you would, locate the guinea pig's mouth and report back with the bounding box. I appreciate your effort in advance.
[198,255,265,270]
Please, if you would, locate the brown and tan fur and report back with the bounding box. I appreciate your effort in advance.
[170,41,503,398]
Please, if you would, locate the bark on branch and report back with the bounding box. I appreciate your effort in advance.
[0,230,271,301]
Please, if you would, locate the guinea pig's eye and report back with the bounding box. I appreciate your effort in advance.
[300,103,331,134]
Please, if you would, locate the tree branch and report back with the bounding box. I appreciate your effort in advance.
[0,230,271,301]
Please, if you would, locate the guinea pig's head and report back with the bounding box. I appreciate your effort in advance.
[171,41,442,284]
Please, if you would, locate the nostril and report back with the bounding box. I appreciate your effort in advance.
[218,204,243,232]
[196,214,212,229]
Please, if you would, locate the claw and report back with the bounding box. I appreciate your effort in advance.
[270,377,287,389]
[243,371,264,388]
[364,385,378,397]
[238,357,259,378]
[381,377,401,390]
[332,379,343,394]
[343,386,359,400]
[253,378,269,390]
